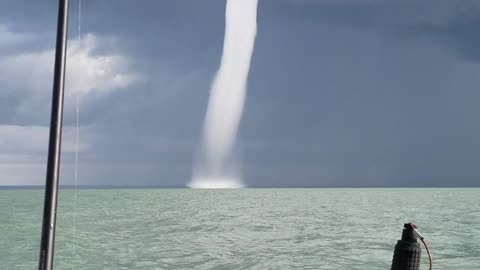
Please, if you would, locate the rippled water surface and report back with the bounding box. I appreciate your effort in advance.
[1,188,479,269]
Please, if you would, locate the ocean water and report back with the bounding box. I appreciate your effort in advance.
[0,188,479,270]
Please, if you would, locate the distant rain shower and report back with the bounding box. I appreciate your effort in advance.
[189,0,258,189]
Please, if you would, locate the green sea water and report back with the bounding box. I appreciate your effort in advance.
[1,188,479,269]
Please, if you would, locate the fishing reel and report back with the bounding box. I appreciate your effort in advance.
[391,223,432,270]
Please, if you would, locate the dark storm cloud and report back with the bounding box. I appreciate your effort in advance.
[1,1,480,187]
[403,11,480,61]
[264,0,480,63]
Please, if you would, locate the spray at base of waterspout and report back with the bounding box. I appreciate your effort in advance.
[187,177,245,189]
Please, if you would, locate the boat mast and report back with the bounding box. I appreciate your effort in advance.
[38,0,70,269]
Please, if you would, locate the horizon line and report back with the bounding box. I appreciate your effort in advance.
[1,185,479,190]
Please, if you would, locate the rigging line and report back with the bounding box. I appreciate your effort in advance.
[72,1,81,269]
[78,0,81,41]
[72,96,79,269]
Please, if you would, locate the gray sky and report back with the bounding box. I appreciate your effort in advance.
[1,0,480,187]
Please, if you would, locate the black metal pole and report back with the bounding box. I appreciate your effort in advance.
[38,0,70,269]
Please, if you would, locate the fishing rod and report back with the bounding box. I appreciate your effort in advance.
[38,0,70,269]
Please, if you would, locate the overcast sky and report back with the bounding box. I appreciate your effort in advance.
[1,0,480,187]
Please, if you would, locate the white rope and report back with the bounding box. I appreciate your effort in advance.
[72,1,81,269]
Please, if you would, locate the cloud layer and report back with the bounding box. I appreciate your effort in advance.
[0,23,140,185]
[1,1,480,187]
